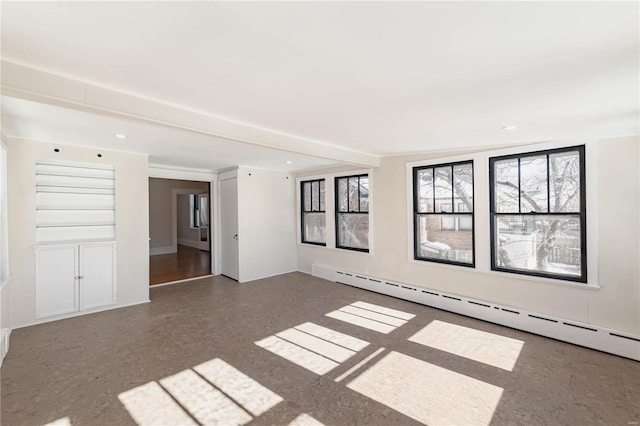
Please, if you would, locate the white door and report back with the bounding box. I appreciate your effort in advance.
[35,245,78,318]
[220,177,239,280]
[79,243,116,310]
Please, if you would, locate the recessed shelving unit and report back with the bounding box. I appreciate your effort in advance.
[35,161,116,243]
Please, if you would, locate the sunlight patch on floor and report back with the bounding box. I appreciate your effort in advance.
[118,381,197,426]
[276,328,356,362]
[287,413,325,426]
[255,322,369,375]
[295,322,369,351]
[351,301,416,320]
[119,358,283,426]
[160,369,252,425]
[194,358,283,417]
[255,335,339,375]
[42,418,72,426]
[408,320,524,371]
[347,351,503,425]
[325,301,415,334]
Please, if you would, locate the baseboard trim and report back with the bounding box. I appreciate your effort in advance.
[311,264,640,361]
[150,246,175,256]
[13,299,151,330]
[150,274,215,288]
[240,268,299,284]
[177,240,210,251]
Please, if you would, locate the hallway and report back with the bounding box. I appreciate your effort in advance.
[149,244,211,285]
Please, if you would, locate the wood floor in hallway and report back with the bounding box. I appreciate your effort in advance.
[149,244,211,285]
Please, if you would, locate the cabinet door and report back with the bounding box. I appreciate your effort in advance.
[79,243,116,310]
[36,245,78,319]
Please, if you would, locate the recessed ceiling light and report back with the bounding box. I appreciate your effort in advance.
[501,125,518,131]
[286,160,293,164]
[115,133,127,139]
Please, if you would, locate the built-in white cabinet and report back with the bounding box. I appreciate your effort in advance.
[35,241,116,319]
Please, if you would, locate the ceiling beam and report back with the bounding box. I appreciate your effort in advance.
[1,60,380,167]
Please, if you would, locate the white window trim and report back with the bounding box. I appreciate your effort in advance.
[296,168,374,256]
[0,141,10,288]
[405,139,599,289]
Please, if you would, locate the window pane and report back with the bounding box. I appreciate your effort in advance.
[550,151,580,212]
[494,214,581,278]
[337,213,369,250]
[303,212,326,244]
[453,163,473,213]
[494,159,519,213]
[303,182,311,212]
[459,215,473,231]
[417,168,434,213]
[348,177,359,212]
[319,180,325,211]
[359,177,369,212]
[435,166,452,212]
[311,181,320,211]
[338,178,348,212]
[416,215,473,264]
[520,155,548,213]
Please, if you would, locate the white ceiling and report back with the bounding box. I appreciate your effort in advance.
[0,96,339,172]
[1,2,638,167]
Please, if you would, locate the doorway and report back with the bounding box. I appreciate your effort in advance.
[149,178,212,285]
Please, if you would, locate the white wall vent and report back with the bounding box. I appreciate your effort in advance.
[311,264,640,361]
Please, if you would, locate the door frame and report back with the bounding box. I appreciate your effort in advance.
[219,170,239,280]
[149,166,219,275]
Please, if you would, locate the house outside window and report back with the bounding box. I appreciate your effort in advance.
[489,145,586,282]
[413,161,474,267]
[335,174,369,252]
[301,179,326,245]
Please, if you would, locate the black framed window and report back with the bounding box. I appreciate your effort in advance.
[301,179,326,245]
[489,145,586,282]
[413,161,474,267]
[189,194,200,228]
[335,174,369,252]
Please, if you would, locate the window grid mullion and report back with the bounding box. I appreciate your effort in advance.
[357,176,361,213]
[546,154,551,213]
[517,157,522,213]
[431,168,435,214]
[450,166,454,213]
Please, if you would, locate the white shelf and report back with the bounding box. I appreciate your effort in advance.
[35,161,116,243]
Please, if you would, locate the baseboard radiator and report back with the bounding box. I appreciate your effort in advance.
[311,264,640,361]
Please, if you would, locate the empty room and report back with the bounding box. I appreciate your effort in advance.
[1,2,639,426]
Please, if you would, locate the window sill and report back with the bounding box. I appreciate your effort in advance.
[297,242,373,257]
[407,258,600,290]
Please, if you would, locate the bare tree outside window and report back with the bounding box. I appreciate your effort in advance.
[414,161,474,266]
[336,175,369,252]
[490,146,586,282]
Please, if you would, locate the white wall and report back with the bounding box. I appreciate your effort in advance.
[237,167,297,282]
[7,138,151,328]
[297,136,640,335]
